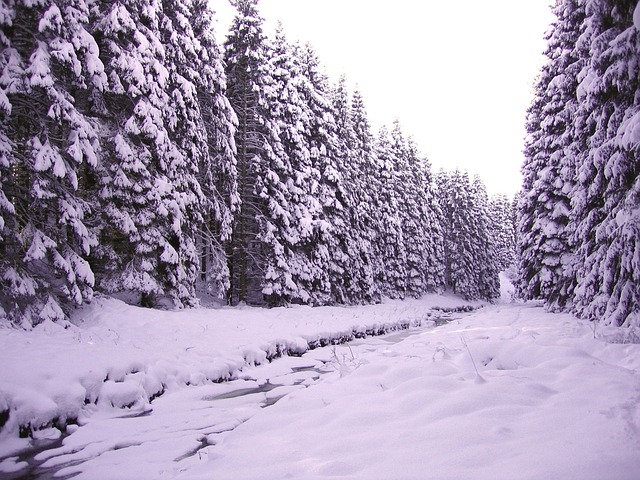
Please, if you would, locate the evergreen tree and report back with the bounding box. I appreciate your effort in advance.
[155,0,218,307]
[436,170,498,301]
[510,192,522,265]
[437,170,477,299]
[0,0,104,325]
[224,0,296,305]
[373,126,406,298]
[295,42,350,304]
[471,175,500,300]
[518,0,585,309]
[189,0,238,298]
[412,143,446,293]
[571,0,640,326]
[390,121,444,297]
[490,194,517,271]
[330,75,364,302]
[266,27,318,304]
[521,0,640,326]
[157,0,238,301]
[344,87,379,303]
[90,0,199,307]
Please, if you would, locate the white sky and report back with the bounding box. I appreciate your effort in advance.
[209,1,555,197]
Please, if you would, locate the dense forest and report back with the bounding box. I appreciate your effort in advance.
[1,0,637,329]
[0,0,516,326]
[519,0,640,327]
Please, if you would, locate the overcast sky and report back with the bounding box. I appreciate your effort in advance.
[209,1,555,197]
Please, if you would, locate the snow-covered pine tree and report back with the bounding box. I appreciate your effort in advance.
[224,0,297,305]
[295,42,351,304]
[518,0,585,309]
[329,76,357,300]
[189,0,238,298]
[389,122,424,297]
[471,175,500,301]
[437,170,464,297]
[387,122,445,297]
[0,0,105,326]
[155,0,239,304]
[405,136,445,294]
[330,78,381,303]
[373,126,406,298]
[154,0,222,307]
[437,169,482,300]
[510,192,522,267]
[266,27,318,304]
[344,87,380,303]
[570,0,640,326]
[489,194,516,272]
[90,0,195,307]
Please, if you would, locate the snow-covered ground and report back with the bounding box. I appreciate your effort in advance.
[1,292,639,479]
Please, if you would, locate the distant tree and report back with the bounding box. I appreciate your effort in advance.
[510,192,522,262]
[489,194,516,271]
[436,170,499,301]
[471,176,500,301]
[437,170,476,299]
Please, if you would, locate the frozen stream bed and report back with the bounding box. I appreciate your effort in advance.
[2,298,640,479]
[4,324,447,480]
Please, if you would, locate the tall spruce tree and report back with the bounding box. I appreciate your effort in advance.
[518,0,585,309]
[390,122,430,297]
[295,42,351,304]
[345,87,380,303]
[521,0,640,326]
[0,0,104,325]
[266,27,319,304]
[571,0,640,326]
[189,0,238,298]
[224,0,296,305]
[407,137,445,293]
[330,76,365,303]
[437,170,474,298]
[155,0,222,307]
[437,170,499,301]
[471,175,500,301]
[90,0,200,307]
[373,125,406,298]
[490,194,517,272]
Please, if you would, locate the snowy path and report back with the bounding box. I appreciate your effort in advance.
[2,300,640,479]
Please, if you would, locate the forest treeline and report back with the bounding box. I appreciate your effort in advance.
[518,0,640,327]
[0,0,519,326]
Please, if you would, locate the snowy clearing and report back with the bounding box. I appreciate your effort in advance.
[1,295,640,479]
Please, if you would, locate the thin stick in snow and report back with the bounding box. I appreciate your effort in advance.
[461,335,486,384]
